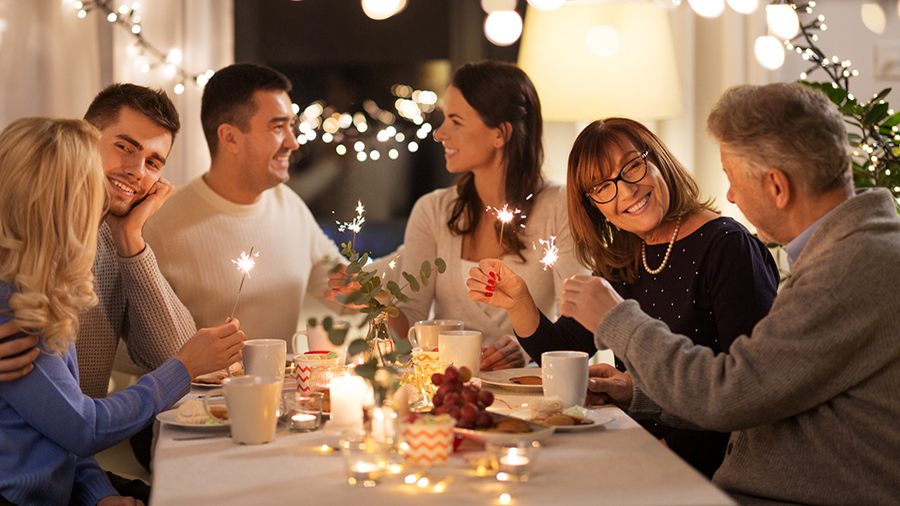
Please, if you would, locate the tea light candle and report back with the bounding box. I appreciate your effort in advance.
[290,412,319,432]
[499,449,530,467]
[330,375,368,429]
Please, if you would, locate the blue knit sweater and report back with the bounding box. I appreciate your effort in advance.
[0,282,190,505]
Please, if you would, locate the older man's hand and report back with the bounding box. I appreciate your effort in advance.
[586,364,633,409]
[559,275,624,333]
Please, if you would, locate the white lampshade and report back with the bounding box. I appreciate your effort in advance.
[518,2,682,122]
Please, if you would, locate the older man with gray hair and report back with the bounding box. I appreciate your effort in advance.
[562,82,900,505]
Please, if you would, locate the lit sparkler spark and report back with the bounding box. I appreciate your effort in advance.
[337,200,366,250]
[389,260,396,270]
[539,236,560,271]
[487,204,521,258]
[230,247,258,318]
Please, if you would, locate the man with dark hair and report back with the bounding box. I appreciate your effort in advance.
[563,82,900,505]
[145,63,353,344]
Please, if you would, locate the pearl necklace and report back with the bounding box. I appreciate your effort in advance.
[641,217,682,276]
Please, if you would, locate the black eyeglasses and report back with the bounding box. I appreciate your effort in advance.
[584,151,649,204]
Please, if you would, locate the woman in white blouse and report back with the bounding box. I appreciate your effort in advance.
[391,60,588,370]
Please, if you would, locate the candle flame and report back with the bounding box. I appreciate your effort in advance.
[232,251,259,276]
[539,236,559,271]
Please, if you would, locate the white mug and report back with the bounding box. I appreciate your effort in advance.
[407,319,464,349]
[439,330,482,377]
[541,351,589,409]
[292,321,351,364]
[242,339,287,377]
[204,376,282,445]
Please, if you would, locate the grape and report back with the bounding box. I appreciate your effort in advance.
[460,403,478,421]
[475,411,493,429]
[443,392,461,408]
[457,418,475,430]
[431,373,444,386]
[461,386,479,404]
[446,379,463,393]
[458,366,472,383]
[432,392,444,407]
[444,366,459,382]
[436,383,454,398]
[435,405,448,415]
[447,405,461,421]
[478,389,494,407]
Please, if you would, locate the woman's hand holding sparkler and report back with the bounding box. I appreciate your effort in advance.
[324,264,366,309]
[466,259,541,337]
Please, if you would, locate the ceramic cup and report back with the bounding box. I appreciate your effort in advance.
[407,319,464,350]
[541,351,589,409]
[294,351,341,393]
[439,330,483,377]
[204,376,282,445]
[292,320,351,363]
[243,339,287,378]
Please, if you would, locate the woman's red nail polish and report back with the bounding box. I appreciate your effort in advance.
[489,272,496,279]
[486,285,495,292]
[485,292,493,297]
[487,279,495,285]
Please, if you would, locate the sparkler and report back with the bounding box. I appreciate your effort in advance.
[230,247,258,319]
[337,200,366,249]
[488,204,520,258]
[538,236,562,280]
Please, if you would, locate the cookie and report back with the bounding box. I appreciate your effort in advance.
[509,375,542,385]
[490,418,532,433]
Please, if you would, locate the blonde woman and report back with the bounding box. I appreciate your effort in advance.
[0,117,244,506]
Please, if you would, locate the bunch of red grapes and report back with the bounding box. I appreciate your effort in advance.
[430,365,494,429]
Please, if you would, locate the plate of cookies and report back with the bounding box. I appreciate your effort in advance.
[479,368,543,392]
[156,400,230,430]
[453,412,554,444]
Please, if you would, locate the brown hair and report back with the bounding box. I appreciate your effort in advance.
[446,61,545,260]
[84,83,180,142]
[567,118,716,283]
[707,82,852,196]
[201,63,293,158]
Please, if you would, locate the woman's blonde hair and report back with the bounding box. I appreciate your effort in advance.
[0,117,105,354]
[567,118,716,284]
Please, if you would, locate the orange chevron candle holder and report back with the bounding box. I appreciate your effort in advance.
[400,419,456,465]
[293,352,341,393]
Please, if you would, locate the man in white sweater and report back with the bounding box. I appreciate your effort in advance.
[145,64,350,344]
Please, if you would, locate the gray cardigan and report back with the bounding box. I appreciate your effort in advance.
[596,188,900,505]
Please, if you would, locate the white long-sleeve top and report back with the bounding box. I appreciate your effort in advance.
[396,182,589,349]
[144,176,343,342]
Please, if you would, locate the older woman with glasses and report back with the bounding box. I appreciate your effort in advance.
[466,117,780,478]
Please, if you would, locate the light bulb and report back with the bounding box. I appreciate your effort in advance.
[526,0,565,11]
[585,26,620,58]
[688,0,725,18]
[481,0,517,13]
[726,0,758,14]
[174,83,185,95]
[861,3,886,34]
[755,35,785,70]
[767,4,800,39]
[484,10,523,46]
[361,0,407,20]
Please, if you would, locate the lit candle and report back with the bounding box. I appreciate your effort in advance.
[329,375,368,429]
[291,413,317,423]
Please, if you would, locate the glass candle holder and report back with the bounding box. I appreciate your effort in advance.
[486,441,541,482]
[340,434,389,487]
[283,392,323,432]
[308,364,349,392]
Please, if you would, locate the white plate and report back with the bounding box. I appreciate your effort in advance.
[453,413,555,444]
[156,408,230,430]
[479,368,543,392]
[541,411,616,432]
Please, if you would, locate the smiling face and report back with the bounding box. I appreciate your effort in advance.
[590,140,671,243]
[432,86,504,175]
[96,106,172,217]
[721,148,783,244]
[235,89,299,193]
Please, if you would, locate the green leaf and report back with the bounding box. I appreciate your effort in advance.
[435,258,446,273]
[350,252,360,263]
[402,272,420,292]
[354,270,376,286]
[387,281,403,300]
[392,336,412,356]
[385,306,400,318]
[328,327,348,346]
[346,261,361,275]
[884,112,900,128]
[360,252,369,265]
[348,338,369,357]
[865,102,890,125]
[872,88,892,104]
[354,360,377,381]
[420,261,432,278]
[307,318,317,328]
[322,316,333,329]
[421,275,429,287]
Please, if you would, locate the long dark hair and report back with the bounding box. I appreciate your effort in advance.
[446,61,544,260]
[567,118,716,283]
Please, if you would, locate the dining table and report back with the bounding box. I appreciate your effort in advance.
[149,371,737,506]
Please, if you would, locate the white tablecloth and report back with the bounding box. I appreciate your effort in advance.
[150,387,736,506]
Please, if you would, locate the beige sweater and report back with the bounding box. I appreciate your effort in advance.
[75,223,196,398]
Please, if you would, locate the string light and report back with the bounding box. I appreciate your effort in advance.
[73,0,213,94]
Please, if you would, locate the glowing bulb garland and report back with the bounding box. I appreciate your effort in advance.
[230,248,259,319]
